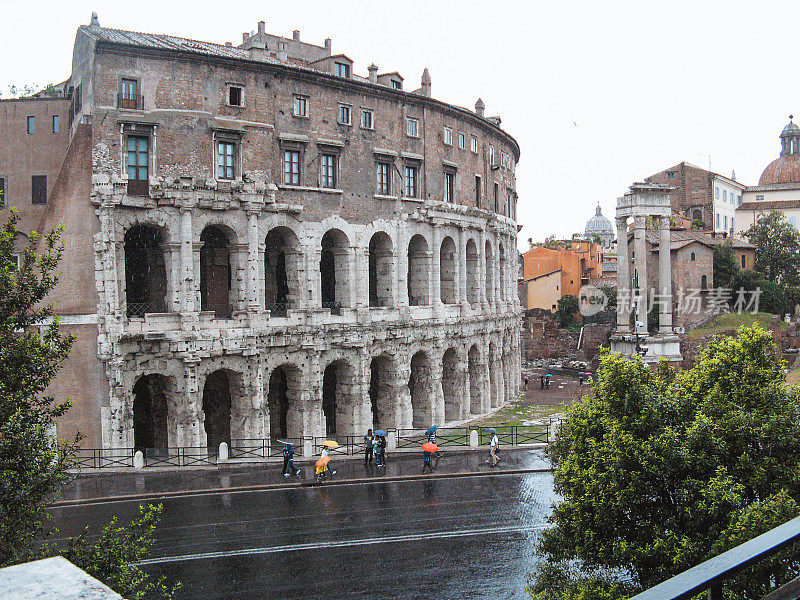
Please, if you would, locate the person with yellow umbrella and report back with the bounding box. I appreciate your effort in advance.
[316,440,339,482]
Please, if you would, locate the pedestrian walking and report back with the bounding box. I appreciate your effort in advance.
[282,442,301,477]
[524,376,529,390]
[363,428,374,467]
[539,375,545,390]
[545,373,552,389]
[422,449,434,473]
[374,435,386,467]
[489,431,500,466]
[321,446,337,476]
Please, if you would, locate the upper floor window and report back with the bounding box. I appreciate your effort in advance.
[738,195,742,206]
[217,141,235,180]
[126,136,150,195]
[283,149,301,185]
[406,117,419,138]
[392,80,402,90]
[294,95,309,117]
[489,144,495,165]
[335,62,350,78]
[0,177,6,208]
[404,165,418,198]
[458,132,466,149]
[361,109,374,129]
[723,189,727,203]
[320,153,337,188]
[666,171,675,178]
[26,116,34,135]
[227,84,244,107]
[756,194,764,202]
[471,135,478,153]
[120,78,140,110]
[444,127,453,145]
[475,175,481,206]
[338,104,351,125]
[493,182,499,212]
[52,115,59,133]
[714,187,720,199]
[31,175,47,205]
[377,162,391,195]
[444,171,455,203]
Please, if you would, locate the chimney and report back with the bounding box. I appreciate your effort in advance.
[293,30,300,41]
[258,21,266,35]
[421,68,431,97]
[242,32,249,43]
[368,64,378,84]
[89,11,101,33]
[475,98,485,117]
[277,41,288,62]
[732,169,736,181]
[324,38,332,53]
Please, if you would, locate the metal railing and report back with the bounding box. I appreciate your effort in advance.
[629,515,800,600]
[229,437,306,459]
[313,435,362,456]
[478,425,550,446]
[141,447,217,468]
[116,92,144,110]
[126,300,168,318]
[74,447,135,469]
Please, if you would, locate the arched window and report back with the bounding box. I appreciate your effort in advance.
[408,235,431,306]
[440,236,457,304]
[265,227,300,317]
[320,229,351,313]
[701,274,708,289]
[690,252,696,261]
[124,225,168,317]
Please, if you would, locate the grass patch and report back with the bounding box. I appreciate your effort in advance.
[468,398,571,427]
[684,312,783,340]
[786,369,800,386]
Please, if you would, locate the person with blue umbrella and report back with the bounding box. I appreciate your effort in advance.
[373,431,387,467]
[425,425,439,444]
[280,441,300,477]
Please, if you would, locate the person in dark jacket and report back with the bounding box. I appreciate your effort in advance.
[374,435,386,467]
[364,428,374,467]
[422,449,434,473]
[282,443,300,477]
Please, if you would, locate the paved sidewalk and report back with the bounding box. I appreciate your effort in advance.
[55,447,550,504]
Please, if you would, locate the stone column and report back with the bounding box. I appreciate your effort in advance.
[458,227,467,307]
[430,351,445,424]
[615,216,630,333]
[245,210,260,311]
[658,216,673,333]
[395,355,413,428]
[432,225,442,306]
[179,208,197,312]
[479,228,488,308]
[493,238,502,308]
[397,223,409,307]
[177,360,204,447]
[633,215,648,334]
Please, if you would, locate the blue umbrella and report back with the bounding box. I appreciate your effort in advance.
[425,425,439,436]
[373,429,387,437]
[487,428,496,435]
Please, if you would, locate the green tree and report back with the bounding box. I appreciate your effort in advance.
[0,211,178,599]
[555,294,579,327]
[528,325,800,599]
[713,241,739,289]
[743,211,800,285]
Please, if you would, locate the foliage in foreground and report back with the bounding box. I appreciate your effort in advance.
[528,325,800,599]
[0,210,178,599]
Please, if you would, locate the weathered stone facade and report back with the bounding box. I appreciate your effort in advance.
[4,16,523,448]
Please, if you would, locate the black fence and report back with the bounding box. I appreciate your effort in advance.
[141,447,217,468]
[312,435,362,456]
[74,447,135,469]
[229,438,306,459]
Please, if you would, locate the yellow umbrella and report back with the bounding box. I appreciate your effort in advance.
[322,440,340,449]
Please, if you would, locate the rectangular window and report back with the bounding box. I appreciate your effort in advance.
[738,195,742,207]
[377,162,391,195]
[52,115,59,133]
[338,104,351,125]
[666,171,675,178]
[27,116,34,135]
[756,194,764,201]
[741,255,746,269]
[724,215,728,230]
[392,80,402,90]
[489,144,495,164]
[404,165,417,198]
[475,175,481,206]
[228,85,243,107]
[120,78,139,109]
[723,189,727,202]
[458,132,466,149]
[335,62,350,78]
[715,187,720,199]
[283,150,301,185]
[493,182,499,212]
[126,136,149,195]
[294,95,308,117]
[31,175,47,205]
[444,127,453,145]
[320,154,336,188]
[406,117,419,138]
[470,135,478,153]
[361,109,373,129]
[716,213,720,228]
[445,171,455,203]
[217,141,235,180]
[0,177,5,207]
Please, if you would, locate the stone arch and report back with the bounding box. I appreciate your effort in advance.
[321,358,358,436]
[265,226,301,316]
[201,368,244,448]
[442,347,461,421]
[124,224,168,317]
[485,240,494,305]
[200,225,234,318]
[440,236,457,304]
[132,373,170,450]
[468,344,484,415]
[409,350,433,427]
[466,238,479,306]
[407,234,431,306]
[267,363,303,439]
[321,228,351,311]
[369,353,398,429]
[368,231,394,307]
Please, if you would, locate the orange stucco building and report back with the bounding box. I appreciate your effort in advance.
[522,241,604,310]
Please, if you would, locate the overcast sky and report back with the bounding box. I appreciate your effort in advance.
[1,0,795,250]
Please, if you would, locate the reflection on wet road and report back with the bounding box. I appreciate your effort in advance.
[50,472,556,600]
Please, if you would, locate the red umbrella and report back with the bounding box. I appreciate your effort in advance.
[422,442,439,453]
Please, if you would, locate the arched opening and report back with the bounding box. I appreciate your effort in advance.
[124,225,167,317]
[409,351,432,428]
[200,226,232,318]
[265,227,300,317]
[407,234,431,306]
[498,243,506,301]
[369,354,396,429]
[322,359,357,436]
[466,239,479,305]
[701,274,708,290]
[267,365,302,439]
[202,369,233,448]
[692,209,702,222]
[132,374,169,450]
[485,241,494,305]
[321,229,350,312]
[368,232,393,307]
[440,236,457,304]
[442,348,460,421]
[489,342,499,408]
[468,344,483,415]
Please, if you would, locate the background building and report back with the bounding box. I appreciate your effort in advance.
[584,203,614,248]
[521,240,604,310]
[0,14,522,449]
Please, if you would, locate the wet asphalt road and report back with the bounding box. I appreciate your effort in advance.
[49,472,556,600]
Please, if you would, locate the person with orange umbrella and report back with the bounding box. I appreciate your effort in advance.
[422,441,438,473]
[316,440,339,482]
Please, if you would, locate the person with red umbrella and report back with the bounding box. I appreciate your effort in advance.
[422,441,438,473]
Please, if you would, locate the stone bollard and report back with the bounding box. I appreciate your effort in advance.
[469,429,479,447]
[387,430,397,450]
[133,450,144,469]
[218,441,229,461]
[303,438,314,457]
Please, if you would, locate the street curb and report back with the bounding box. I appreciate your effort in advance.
[49,467,553,508]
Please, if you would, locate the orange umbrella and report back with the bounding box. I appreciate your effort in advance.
[422,442,439,453]
[316,455,331,468]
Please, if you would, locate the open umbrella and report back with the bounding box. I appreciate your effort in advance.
[487,428,496,435]
[422,442,439,453]
[425,425,439,437]
[316,455,331,468]
[372,429,387,437]
[321,440,340,448]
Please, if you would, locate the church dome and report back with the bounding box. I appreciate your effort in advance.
[759,116,800,185]
[585,204,612,234]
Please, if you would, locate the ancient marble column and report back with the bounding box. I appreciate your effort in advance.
[659,216,673,334]
[615,216,630,333]
[633,215,648,333]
